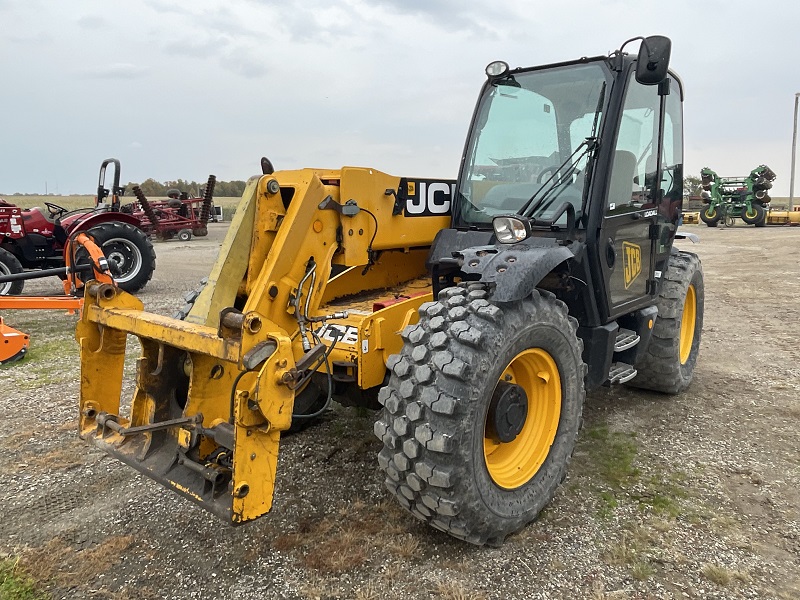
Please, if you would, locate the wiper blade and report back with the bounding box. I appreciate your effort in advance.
[518,138,595,218]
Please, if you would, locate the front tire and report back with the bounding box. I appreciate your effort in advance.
[86,222,156,293]
[740,203,766,226]
[699,205,721,227]
[628,251,703,394]
[0,248,24,295]
[375,284,585,546]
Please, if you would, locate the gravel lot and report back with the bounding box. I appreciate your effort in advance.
[1,221,798,599]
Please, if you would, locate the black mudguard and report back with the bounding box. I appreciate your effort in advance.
[457,240,576,303]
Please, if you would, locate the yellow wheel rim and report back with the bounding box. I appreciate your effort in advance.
[745,207,757,218]
[679,284,696,364]
[484,348,561,490]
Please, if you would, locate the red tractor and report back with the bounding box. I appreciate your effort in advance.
[0,159,156,295]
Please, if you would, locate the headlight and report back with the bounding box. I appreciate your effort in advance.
[493,216,529,243]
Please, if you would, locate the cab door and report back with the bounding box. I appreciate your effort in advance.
[600,70,663,317]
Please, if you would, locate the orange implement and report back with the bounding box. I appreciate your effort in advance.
[0,232,115,364]
[0,296,83,311]
[0,316,30,364]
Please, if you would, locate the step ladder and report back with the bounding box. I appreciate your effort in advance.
[608,362,637,384]
[607,328,641,384]
[614,328,640,352]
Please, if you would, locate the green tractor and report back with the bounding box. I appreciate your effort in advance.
[699,165,776,227]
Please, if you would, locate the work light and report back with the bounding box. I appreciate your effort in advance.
[485,61,510,78]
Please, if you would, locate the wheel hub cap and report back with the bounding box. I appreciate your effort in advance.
[486,381,528,443]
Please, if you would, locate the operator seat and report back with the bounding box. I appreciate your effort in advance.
[608,150,637,209]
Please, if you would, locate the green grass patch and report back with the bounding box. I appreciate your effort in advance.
[0,312,78,338]
[632,472,688,518]
[3,336,80,388]
[597,491,619,519]
[583,425,640,488]
[577,425,690,520]
[0,558,48,600]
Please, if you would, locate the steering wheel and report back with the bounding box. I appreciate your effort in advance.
[536,166,560,184]
[44,201,69,218]
[537,166,582,186]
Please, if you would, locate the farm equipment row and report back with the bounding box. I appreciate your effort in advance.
[698,165,776,227]
[0,159,156,295]
[0,159,224,297]
[123,175,217,242]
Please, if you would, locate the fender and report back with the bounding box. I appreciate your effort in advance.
[63,211,142,233]
[457,239,577,303]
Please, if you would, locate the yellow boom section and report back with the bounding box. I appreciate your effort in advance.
[77,167,451,523]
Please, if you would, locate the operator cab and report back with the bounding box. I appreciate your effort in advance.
[430,35,683,387]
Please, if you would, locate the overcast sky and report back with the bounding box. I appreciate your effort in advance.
[1,0,799,196]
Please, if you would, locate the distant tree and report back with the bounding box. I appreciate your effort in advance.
[123,178,246,198]
[684,175,703,197]
[136,178,167,196]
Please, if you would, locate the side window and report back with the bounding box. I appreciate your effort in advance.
[660,77,683,204]
[606,73,660,215]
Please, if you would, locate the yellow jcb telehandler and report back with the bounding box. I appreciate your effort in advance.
[76,35,704,545]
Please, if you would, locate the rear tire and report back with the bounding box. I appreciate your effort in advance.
[287,378,329,434]
[375,284,585,546]
[0,248,24,295]
[177,228,192,242]
[85,222,156,293]
[627,251,703,394]
[740,203,765,226]
[699,205,721,227]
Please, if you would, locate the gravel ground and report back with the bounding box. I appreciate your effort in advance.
[0,222,798,599]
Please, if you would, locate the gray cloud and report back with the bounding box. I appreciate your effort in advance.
[162,35,232,59]
[367,0,497,35]
[75,63,149,79]
[219,51,269,78]
[76,15,107,29]
[141,0,195,17]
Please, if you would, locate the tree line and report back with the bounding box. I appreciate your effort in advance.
[128,178,247,198]
[2,175,708,199]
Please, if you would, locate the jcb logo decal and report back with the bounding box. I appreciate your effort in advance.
[405,179,455,217]
[316,323,359,346]
[623,242,641,289]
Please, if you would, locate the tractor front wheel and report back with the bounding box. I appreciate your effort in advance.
[0,248,24,295]
[741,203,766,226]
[86,222,156,293]
[375,284,585,546]
[699,205,721,227]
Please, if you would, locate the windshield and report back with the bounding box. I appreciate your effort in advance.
[455,62,610,227]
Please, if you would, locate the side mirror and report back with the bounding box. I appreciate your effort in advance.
[635,35,671,85]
